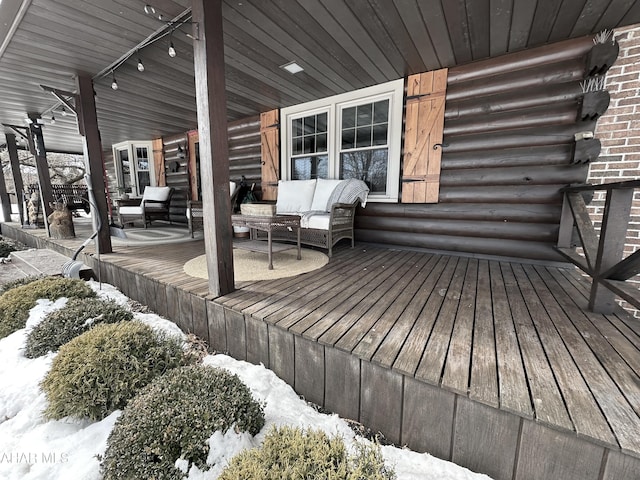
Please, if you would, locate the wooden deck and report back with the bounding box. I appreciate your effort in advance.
[2,221,640,480]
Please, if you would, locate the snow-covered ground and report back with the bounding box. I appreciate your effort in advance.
[0,281,492,480]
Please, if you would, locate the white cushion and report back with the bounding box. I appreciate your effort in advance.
[310,179,343,212]
[142,186,171,202]
[305,213,330,230]
[230,181,237,197]
[276,179,316,214]
[118,205,143,215]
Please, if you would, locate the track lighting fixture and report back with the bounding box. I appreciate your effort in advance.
[111,72,118,90]
[168,39,176,58]
[137,58,145,72]
[61,106,67,116]
[144,4,156,15]
[50,115,56,125]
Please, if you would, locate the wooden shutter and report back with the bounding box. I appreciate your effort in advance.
[401,68,448,203]
[152,138,165,186]
[260,109,280,201]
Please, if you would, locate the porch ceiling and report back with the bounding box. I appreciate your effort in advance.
[0,0,639,155]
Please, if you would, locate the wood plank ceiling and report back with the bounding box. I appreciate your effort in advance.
[0,0,639,154]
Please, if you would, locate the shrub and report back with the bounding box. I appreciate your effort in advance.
[0,275,42,295]
[41,321,190,421]
[0,239,17,258]
[0,277,95,339]
[219,426,396,480]
[24,297,133,358]
[101,365,265,480]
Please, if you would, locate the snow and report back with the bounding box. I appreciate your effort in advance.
[0,281,492,480]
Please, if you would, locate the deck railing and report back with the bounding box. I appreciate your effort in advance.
[556,179,640,313]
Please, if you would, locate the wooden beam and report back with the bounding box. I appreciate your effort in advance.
[28,121,53,234]
[0,144,12,223]
[590,187,634,313]
[4,133,23,224]
[566,192,599,271]
[556,193,574,249]
[601,249,640,281]
[75,73,112,254]
[192,0,234,296]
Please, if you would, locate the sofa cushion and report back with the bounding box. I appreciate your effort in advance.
[302,213,331,230]
[310,178,343,212]
[118,205,143,215]
[276,179,317,214]
[142,186,172,202]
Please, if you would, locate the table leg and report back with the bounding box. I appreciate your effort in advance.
[267,229,273,269]
[296,226,301,260]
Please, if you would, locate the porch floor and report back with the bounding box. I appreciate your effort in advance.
[2,221,639,479]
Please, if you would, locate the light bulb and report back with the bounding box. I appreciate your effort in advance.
[168,42,176,58]
[61,106,67,116]
[144,4,156,15]
[137,58,145,72]
[111,76,118,90]
[50,115,56,125]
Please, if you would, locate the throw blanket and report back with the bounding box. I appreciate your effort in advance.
[326,178,369,210]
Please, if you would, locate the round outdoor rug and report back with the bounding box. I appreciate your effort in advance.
[183,248,329,282]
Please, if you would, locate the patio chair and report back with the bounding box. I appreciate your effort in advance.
[187,182,238,237]
[117,186,174,228]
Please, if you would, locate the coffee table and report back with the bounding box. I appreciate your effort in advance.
[231,214,301,270]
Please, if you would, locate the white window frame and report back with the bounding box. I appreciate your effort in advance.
[281,79,404,202]
[112,141,155,198]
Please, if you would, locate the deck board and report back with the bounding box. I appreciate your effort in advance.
[491,261,533,417]
[469,259,499,408]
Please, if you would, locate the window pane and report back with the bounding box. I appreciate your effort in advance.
[342,107,356,129]
[292,155,328,180]
[356,104,372,126]
[356,126,372,148]
[304,116,316,134]
[340,148,388,194]
[373,99,389,124]
[317,113,327,133]
[293,118,302,137]
[342,128,355,149]
[293,137,303,155]
[138,171,151,192]
[373,124,388,146]
[303,136,315,154]
[316,133,327,152]
[137,158,149,171]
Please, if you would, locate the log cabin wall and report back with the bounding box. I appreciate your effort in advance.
[357,36,615,262]
[163,133,190,223]
[160,116,262,223]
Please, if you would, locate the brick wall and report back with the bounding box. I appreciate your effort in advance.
[591,23,640,316]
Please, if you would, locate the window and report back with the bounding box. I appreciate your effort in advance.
[113,141,155,197]
[281,79,404,201]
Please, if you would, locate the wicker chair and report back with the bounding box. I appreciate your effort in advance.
[117,186,174,228]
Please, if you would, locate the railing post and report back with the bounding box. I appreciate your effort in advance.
[590,187,634,313]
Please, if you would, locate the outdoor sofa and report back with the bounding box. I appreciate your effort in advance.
[256,178,369,257]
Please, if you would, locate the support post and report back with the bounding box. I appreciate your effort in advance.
[192,0,234,296]
[28,120,54,234]
[5,134,25,225]
[0,144,13,223]
[590,187,634,313]
[75,73,112,254]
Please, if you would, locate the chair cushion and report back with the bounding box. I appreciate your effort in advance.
[118,206,143,215]
[142,186,172,202]
[310,179,343,212]
[276,179,316,214]
[304,213,330,230]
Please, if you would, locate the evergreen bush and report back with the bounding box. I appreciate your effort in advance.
[0,277,95,339]
[219,425,396,480]
[24,297,133,358]
[101,364,265,480]
[0,239,17,258]
[0,275,42,295]
[41,321,189,421]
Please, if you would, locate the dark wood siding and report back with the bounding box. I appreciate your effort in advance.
[161,115,261,223]
[358,36,610,262]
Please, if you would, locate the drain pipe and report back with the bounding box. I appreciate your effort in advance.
[61,175,102,284]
